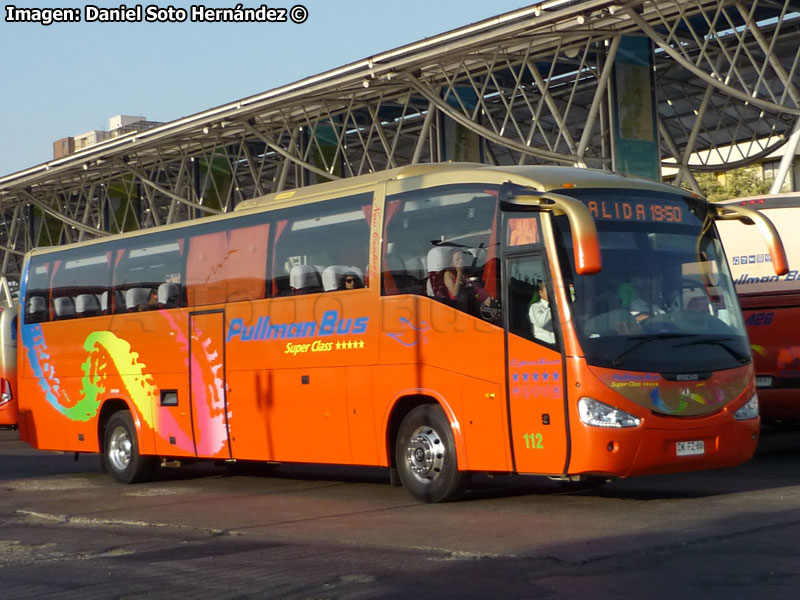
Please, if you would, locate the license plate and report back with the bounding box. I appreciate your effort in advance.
[755,376,774,388]
[676,440,705,456]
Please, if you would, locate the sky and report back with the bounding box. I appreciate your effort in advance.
[0,0,529,177]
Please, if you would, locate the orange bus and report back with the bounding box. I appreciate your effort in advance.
[0,302,17,427]
[16,164,787,502]
[717,193,800,420]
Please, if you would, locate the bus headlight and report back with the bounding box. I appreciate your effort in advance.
[734,394,759,420]
[578,397,641,428]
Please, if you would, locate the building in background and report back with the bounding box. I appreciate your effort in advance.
[52,115,162,160]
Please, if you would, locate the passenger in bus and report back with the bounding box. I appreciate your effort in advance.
[339,271,364,290]
[443,249,470,300]
[528,279,555,344]
[427,248,471,302]
[428,247,496,318]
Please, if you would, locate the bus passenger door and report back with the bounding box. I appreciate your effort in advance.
[504,253,569,476]
[189,310,231,460]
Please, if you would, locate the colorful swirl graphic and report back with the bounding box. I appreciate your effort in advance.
[649,385,725,414]
[22,316,228,456]
[23,324,158,424]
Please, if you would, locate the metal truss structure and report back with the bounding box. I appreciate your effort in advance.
[0,0,798,287]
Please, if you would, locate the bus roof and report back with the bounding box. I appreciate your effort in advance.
[485,165,690,195]
[25,163,693,259]
[715,192,800,210]
[237,163,693,210]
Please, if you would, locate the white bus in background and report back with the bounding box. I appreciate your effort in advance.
[0,302,17,428]
[717,193,800,421]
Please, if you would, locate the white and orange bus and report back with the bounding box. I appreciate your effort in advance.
[16,164,787,502]
[717,193,800,421]
[0,302,17,428]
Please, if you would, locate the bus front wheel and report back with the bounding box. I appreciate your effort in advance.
[104,410,156,484]
[395,404,466,502]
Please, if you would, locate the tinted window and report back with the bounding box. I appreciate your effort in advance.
[112,236,185,313]
[24,257,51,323]
[507,254,556,347]
[186,220,269,307]
[52,249,111,318]
[24,248,112,322]
[270,193,371,296]
[382,185,501,320]
[553,188,749,373]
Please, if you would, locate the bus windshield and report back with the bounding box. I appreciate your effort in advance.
[553,188,749,373]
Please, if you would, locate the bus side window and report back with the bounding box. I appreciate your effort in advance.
[506,216,541,248]
[25,258,52,324]
[187,230,228,306]
[225,224,268,302]
[185,220,269,307]
[112,239,185,310]
[47,249,111,320]
[269,193,371,297]
[382,185,501,320]
[508,255,556,347]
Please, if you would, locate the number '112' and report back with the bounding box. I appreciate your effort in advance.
[523,433,543,449]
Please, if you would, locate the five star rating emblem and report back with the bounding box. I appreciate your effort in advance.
[336,340,366,350]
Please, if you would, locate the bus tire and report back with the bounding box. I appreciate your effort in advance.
[395,404,466,502]
[104,410,156,484]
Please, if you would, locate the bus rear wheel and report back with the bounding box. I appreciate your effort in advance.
[104,410,156,484]
[395,404,466,502]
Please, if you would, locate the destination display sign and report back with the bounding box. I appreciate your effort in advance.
[582,198,688,224]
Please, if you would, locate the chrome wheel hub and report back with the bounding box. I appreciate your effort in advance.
[108,426,132,472]
[405,426,444,483]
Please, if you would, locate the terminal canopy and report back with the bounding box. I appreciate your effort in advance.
[0,0,798,285]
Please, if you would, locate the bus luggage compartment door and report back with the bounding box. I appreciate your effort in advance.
[189,310,232,460]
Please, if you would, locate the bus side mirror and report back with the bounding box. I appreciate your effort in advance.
[504,192,602,275]
[714,205,789,276]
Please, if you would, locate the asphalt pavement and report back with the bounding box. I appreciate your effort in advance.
[1,424,800,599]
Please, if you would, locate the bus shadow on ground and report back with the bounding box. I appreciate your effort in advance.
[168,420,800,502]
[3,425,799,502]
[0,449,101,482]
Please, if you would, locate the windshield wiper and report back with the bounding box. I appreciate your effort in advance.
[611,333,693,368]
[674,336,750,364]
